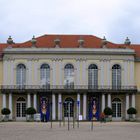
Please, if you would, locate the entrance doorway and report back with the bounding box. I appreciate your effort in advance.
[112,98,122,120]
[16,97,26,120]
[64,97,74,119]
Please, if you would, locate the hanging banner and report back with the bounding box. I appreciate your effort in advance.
[40,97,50,122]
[89,96,99,121]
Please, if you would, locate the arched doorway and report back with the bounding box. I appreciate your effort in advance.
[63,97,74,119]
[16,97,26,120]
[112,98,122,120]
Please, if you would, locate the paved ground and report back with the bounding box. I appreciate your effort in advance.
[0,121,140,140]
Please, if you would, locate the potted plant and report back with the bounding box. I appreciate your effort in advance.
[104,107,113,122]
[26,107,36,121]
[1,108,11,121]
[127,107,137,121]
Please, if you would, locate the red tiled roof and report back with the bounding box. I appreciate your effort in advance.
[0,34,140,57]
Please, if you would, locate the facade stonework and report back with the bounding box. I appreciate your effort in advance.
[0,34,139,121]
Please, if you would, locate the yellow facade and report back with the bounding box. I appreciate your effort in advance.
[0,61,3,114]
[0,47,139,121]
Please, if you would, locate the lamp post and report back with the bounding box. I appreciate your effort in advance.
[73,101,75,128]
[50,102,52,128]
[59,102,62,127]
[77,101,80,128]
[91,104,93,131]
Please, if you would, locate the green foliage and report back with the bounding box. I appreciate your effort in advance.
[26,107,36,115]
[104,107,113,116]
[127,107,137,115]
[1,108,11,115]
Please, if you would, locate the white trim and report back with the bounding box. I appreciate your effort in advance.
[4,48,135,55]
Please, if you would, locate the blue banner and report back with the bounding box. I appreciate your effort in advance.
[40,97,50,122]
[89,96,99,121]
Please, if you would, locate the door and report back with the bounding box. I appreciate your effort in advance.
[16,97,26,120]
[112,98,122,120]
[63,97,74,120]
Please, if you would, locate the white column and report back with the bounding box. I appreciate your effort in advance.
[132,94,135,108]
[52,94,56,120]
[83,94,87,120]
[33,94,37,110]
[58,94,62,120]
[102,94,105,112]
[2,94,6,108]
[9,93,12,120]
[27,94,31,108]
[77,93,81,118]
[107,94,111,108]
[132,94,136,118]
[126,94,129,120]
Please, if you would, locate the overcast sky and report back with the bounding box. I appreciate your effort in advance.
[0,0,140,44]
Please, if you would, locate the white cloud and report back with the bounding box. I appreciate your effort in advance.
[0,0,140,44]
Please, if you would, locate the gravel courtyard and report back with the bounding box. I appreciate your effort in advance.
[0,122,140,140]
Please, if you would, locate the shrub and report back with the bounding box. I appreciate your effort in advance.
[104,107,113,116]
[127,107,137,115]
[26,107,36,115]
[1,108,11,115]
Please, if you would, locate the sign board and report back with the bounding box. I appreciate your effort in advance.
[35,113,41,121]
[79,115,83,120]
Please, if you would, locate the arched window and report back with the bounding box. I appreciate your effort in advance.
[112,98,122,118]
[88,64,98,89]
[40,64,50,86]
[16,64,26,85]
[64,64,74,88]
[112,64,121,89]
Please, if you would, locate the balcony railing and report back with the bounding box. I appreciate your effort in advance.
[0,85,137,93]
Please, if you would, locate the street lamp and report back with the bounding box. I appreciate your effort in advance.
[59,101,62,127]
[77,101,80,128]
[50,102,52,128]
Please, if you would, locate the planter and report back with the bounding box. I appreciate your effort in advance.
[26,115,34,122]
[129,117,136,122]
[3,115,9,122]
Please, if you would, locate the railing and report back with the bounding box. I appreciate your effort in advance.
[0,85,137,92]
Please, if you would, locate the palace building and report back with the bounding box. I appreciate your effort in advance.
[0,34,140,121]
